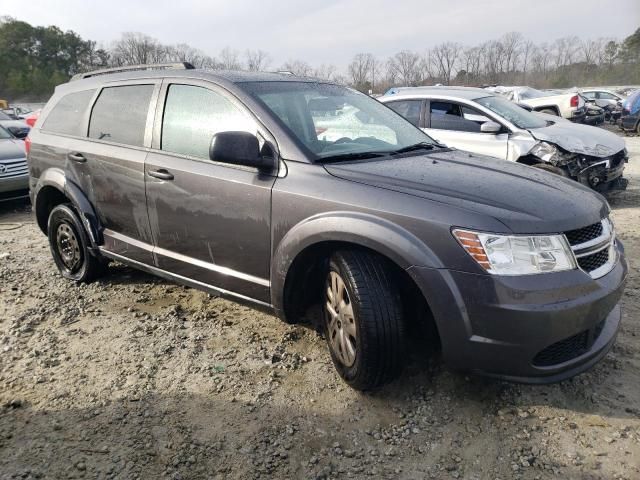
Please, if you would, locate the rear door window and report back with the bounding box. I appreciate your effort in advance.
[385,100,422,127]
[161,84,257,160]
[42,89,96,136]
[89,85,154,147]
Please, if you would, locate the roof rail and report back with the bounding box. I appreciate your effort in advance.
[71,62,195,81]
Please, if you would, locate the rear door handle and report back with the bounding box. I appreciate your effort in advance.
[148,169,174,181]
[68,152,86,163]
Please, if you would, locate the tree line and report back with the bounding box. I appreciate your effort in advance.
[0,16,638,102]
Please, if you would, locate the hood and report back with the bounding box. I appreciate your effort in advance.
[0,139,26,161]
[528,121,625,157]
[325,149,608,233]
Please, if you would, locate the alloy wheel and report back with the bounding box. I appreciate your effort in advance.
[325,270,357,367]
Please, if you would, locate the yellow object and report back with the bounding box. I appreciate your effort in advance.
[0,99,8,109]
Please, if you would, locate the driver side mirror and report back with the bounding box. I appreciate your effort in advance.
[209,131,274,171]
[480,121,502,133]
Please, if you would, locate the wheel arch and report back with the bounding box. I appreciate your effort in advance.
[271,212,443,328]
[34,168,103,248]
[534,105,560,116]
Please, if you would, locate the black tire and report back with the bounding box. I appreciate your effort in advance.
[47,204,107,282]
[532,163,569,177]
[539,108,558,116]
[323,250,405,391]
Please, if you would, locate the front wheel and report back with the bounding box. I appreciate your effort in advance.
[47,204,107,282]
[323,250,405,391]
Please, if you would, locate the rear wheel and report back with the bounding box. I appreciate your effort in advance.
[539,108,558,116]
[47,204,107,282]
[323,250,405,391]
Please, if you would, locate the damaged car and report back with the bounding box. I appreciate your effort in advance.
[381,87,628,192]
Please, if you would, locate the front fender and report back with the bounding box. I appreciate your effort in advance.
[34,168,102,248]
[270,211,443,315]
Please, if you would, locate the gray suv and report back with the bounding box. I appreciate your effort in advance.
[28,64,627,390]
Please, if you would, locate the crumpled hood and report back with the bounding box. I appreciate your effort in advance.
[325,149,608,233]
[529,121,625,157]
[0,139,26,161]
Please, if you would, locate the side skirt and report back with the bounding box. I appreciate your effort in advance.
[99,248,275,315]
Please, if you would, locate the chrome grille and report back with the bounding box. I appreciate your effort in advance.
[0,157,28,179]
[564,218,616,279]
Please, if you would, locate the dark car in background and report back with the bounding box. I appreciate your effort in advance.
[0,110,30,139]
[621,90,640,134]
[27,64,627,390]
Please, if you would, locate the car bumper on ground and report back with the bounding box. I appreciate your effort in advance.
[407,245,627,383]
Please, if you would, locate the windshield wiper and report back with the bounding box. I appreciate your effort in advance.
[391,142,441,154]
[319,151,389,163]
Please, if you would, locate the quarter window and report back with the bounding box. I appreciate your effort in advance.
[161,84,257,160]
[386,100,422,127]
[89,85,154,147]
[42,89,96,136]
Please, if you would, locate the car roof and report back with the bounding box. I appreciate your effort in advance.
[381,86,493,101]
[56,68,325,95]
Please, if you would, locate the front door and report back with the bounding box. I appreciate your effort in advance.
[424,100,509,160]
[145,81,276,303]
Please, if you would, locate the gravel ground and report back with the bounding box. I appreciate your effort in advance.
[1,132,640,480]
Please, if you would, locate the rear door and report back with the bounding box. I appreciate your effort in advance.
[424,100,509,159]
[80,80,160,264]
[144,80,276,303]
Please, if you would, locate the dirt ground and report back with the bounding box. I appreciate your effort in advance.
[1,132,639,480]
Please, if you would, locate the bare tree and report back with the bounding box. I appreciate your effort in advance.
[386,50,421,86]
[348,53,375,91]
[280,60,313,76]
[430,42,462,85]
[313,64,338,80]
[219,47,241,70]
[110,32,164,66]
[245,49,270,71]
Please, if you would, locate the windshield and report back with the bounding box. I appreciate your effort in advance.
[0,126,12,139]
[519,87,547,100]
[242,81,435,161]
[476,95,548,129]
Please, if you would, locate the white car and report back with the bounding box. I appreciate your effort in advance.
[486,86,586,122]
[580,89,625,109]
[380,86,627,192]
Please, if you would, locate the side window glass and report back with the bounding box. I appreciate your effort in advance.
[583,92,596,100]
[386,100,422,127]
[89,85,154,146]
[461,106,490,124]
[42,89,96,136]
[430,102,481,133]
[161,84,257,160]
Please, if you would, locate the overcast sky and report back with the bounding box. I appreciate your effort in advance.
[3,0,639,69]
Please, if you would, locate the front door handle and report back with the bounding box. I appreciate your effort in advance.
[68,152,86,163]
[148,169,174,181]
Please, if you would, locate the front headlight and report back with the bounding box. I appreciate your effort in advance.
[452,229,576,275]
[529,141,559,163]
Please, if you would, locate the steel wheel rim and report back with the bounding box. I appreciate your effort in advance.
[325,270,357,367]
[56,222,81,272]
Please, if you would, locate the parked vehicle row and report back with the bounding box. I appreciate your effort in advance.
[0,110,30,139]
[485,86,586,122]
[380,86,627,192]
[26,63,627,390]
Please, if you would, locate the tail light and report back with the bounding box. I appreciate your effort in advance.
[25,136,31,155]
[570,95,579,108]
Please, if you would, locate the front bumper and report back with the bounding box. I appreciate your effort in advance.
[407,245,627,383]
[0,173,29,201]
